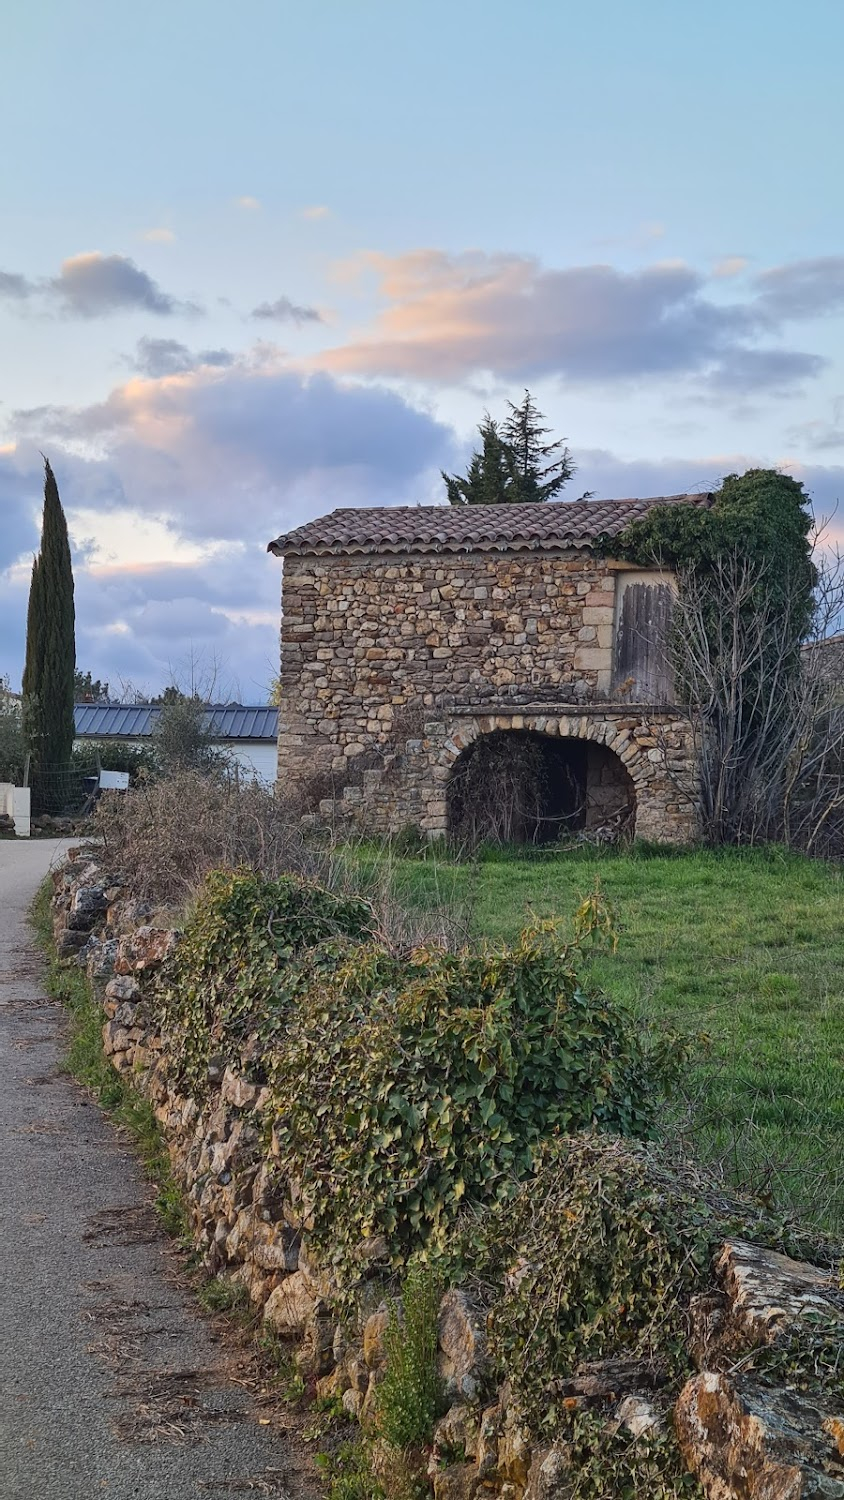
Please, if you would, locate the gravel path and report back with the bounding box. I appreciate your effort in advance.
[0,839,301,1500]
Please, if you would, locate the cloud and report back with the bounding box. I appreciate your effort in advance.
[49,252,198,317]
[251,296,323,325]
[712,256,749,278]
[236,196,261,210]
[9,357,458,544]
[129,338,235,377]
[0,252,199,318]
[0,270,33,301]
[301,205,330,220]
[316,249,831,395]
[754,257,844,320]
[142,227,176,243]
[1,362,458,693]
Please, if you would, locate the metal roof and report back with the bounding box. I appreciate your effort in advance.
[74,704,278,741]
[267,495,714,558]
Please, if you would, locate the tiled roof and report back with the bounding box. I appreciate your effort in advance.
[267,495,714,558]
[74,704,278,741]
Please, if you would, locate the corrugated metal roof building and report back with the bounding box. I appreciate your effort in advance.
[73,704,278,784]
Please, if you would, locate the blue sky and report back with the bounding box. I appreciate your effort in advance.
[3,0,844,698]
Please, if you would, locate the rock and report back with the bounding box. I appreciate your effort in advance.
[614,1394,665,1438]
[295,1313,336,1378]
[675,1371,844,1500]
[71,885,108,917]
[221,1065,261,1111]
[476,1404,502,1481]
[523,1446,571,1500]
[715,1240,839,1350]
[87,938,118,981]
[342,1387,363,1419]
[562,1356,669,1403]
[56,928,87,958]
[102,1021,131,1055]
[497,1399,532,1491]
[432,1463,478,1500]
[438,1289,486,1401]
[363,1306,391,1369]
[251,1230,301,1273]
[263,1271,317,1336]
[104,975,141,1003]
[433,1404,480,1462]
[114,925,180,975]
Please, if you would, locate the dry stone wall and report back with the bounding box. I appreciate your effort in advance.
[51,849,844,1500]
[278,548,697,842]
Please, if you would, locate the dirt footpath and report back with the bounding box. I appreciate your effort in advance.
[0,838,305,1500]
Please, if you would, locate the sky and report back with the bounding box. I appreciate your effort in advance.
[3,0,844,699]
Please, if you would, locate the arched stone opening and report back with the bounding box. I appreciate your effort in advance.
[446,729,636,845]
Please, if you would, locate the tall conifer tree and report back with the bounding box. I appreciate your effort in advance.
[22,459,76,767]
[443,392,578,505]
[502,390,576,502]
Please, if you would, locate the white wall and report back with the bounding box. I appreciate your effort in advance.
[225,743,277,785]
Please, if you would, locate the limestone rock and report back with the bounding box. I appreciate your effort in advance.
[87,938,118,981]
[438,1288,486,1401]
[432,1463,478,1500]
[71,885,108,917]
[523,1445,571,1500]
[614,1394,665,1438]
[105,975,141,1004]
[56,928,87,958]
[715,1240,839,1349]
[221,1065,261,1112]
[432,1404,480,1462]
[363,1306,391,1369]
[675,1371,844,1499]
[114,925,180,975]
[263,1270,317,1336]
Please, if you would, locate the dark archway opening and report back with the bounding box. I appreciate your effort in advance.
[446,730,635,846]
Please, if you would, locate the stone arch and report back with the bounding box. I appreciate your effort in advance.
[442,716,638,845]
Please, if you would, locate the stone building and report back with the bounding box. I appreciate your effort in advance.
[267,497,712,843]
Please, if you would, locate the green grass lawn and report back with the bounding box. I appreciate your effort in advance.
[381,844,844,1234]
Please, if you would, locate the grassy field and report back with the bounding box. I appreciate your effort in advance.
[383,844,844,1234]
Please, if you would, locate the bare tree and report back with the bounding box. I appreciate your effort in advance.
[665,541,844,853]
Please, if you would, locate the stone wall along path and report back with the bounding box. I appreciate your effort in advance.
[0,838,309,1500]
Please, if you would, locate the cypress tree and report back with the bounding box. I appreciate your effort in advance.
[21,459,76,768]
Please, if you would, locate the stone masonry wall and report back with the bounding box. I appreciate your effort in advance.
[278,548,698,843]
[52,849,844,1500]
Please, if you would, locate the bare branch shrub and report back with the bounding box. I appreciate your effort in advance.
[95,769,472,949]
[665,542,844,852]
[95,771,331,907]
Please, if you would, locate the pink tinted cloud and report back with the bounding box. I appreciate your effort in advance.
[316,249,823,393]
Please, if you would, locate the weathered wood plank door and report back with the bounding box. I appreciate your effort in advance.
[613,573,675,703]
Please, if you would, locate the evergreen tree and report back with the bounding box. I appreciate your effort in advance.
[443,393,577,505]
[73,669,110,703]
[442,415,517,506]
[22,459,76,767]
[502,390,576,502]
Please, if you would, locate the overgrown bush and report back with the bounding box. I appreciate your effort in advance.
[463,1132,837,1433]
[95,772,331,906]
[155,869,374,1094]
[153,873,679,1282]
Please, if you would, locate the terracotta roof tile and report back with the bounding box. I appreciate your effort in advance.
[267,495,713,558]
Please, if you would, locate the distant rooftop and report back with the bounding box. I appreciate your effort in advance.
[74,703,278,741]
[267,495,714,559]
